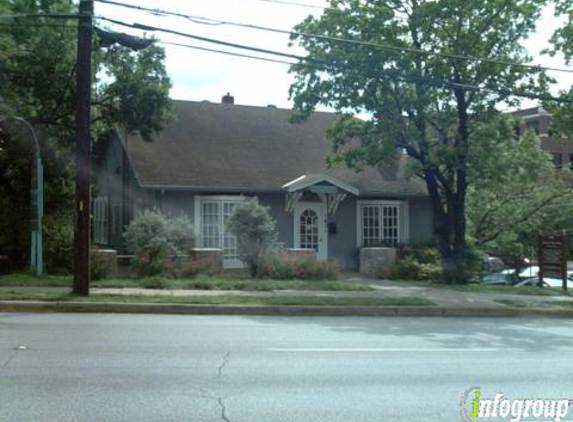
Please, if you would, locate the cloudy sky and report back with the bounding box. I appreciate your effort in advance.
[94,0,572,111]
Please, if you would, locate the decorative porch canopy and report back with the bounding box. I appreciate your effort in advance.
[282,174,359,214]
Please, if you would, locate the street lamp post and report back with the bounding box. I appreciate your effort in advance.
[0,116,44,275]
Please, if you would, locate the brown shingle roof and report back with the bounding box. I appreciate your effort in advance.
[122,100,427,197]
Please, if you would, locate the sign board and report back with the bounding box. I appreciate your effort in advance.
[538,232,568,290]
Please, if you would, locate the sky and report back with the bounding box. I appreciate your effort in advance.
[94,0,573,111]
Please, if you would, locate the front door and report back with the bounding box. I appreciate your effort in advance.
[294,201,327,260]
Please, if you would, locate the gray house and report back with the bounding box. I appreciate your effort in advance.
[93,97,433,270]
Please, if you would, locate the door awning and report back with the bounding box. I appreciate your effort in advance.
[281,174,360,196]
[282,174,359,214]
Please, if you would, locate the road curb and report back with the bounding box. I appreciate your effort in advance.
[1,300,573,318]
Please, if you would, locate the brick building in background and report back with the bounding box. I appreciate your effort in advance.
[513,106,573,169]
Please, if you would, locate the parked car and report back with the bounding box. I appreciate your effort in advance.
[482,269,518,285]
[482,256,505,273]
[514,276,573,289]
[518,266,539,278]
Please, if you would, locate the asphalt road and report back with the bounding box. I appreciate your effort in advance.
[1,313,573,422]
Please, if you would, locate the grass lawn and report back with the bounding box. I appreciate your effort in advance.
[494,298,573,309]
[0,273,373,292]
[494,298,533,308]
[0,291,435,307]
[393,279,569,297]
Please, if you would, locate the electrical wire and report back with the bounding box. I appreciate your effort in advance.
[0,13,81,19]
[160,40,297,65]
[94,0,573,75]
[95,16,573,103]
[0,22,77,29]
[234,0,331,11]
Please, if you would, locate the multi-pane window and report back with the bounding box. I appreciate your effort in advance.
[200,199,241,261]
[360,204,400,246]
[299,209,319,250]
[222,202,238,260]
[92,196,109,244]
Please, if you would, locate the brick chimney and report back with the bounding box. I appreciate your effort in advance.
[221,92,234,104]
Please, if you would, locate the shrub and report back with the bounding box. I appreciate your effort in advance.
[396,244,440,264]
[439,240,484,284]
[388,244,441,281]
[43,212,74,274]
[179,257,220,278]
[124,209,195,277]
[226,200,278,277]
[259,252,339,280]
[140,276,168,289]
[388,257,441,281]
[90,248,114,281]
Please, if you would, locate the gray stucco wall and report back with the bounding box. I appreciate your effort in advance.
[94,134,147,251]
[408,197,434,244]
[327,196,359,270]
[258,193,293,248]
[158,191,195,222]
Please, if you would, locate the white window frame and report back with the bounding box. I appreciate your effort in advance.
[194,195,251,268]
[356,200,409,247]
[93,196,109,245]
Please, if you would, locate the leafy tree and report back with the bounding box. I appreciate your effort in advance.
[226,200,278,277]
[467,123,573,258]
[0,0,173,270]
[289,0,552,283]
[544,0,573,137]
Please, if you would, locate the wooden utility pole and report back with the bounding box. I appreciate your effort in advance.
[73,0,93,296]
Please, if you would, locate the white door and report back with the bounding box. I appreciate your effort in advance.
[294,201,327,260]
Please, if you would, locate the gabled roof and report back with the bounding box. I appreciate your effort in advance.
[120,100,427,197]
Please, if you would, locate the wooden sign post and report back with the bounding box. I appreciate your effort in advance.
[538,231,568,291]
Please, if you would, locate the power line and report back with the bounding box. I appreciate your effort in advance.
[94,0,573,75]
[95,16,480,92]
[236,0,330,11]
[160,40,296,65]
[0,22,77,28]
[0,13,81,19]
[95,16,573,103]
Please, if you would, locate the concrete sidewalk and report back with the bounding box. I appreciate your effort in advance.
[1,278,573,317]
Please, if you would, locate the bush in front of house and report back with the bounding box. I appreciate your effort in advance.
[42,211,75,274]
[388,244,442,281]
[388,256,441,281]
[259,252,339,280]
[124,209,195,277]
[178,257,221,278]
[439,238,484,284]
[226,200,278,277]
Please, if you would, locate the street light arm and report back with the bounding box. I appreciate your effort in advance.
[0,115,44,275]
[0,115,41,155]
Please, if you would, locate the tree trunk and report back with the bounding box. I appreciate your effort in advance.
[424,170,470,284]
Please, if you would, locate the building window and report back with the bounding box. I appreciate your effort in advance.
[526,120,540,135]
[359,202,400,246]
[552,153,563,169]
[93,196,109,244]
[198,197,245,264]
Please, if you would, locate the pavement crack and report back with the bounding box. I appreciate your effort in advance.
[1,350,17,370]
[218,397,231,422]
[218,351,230,377]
